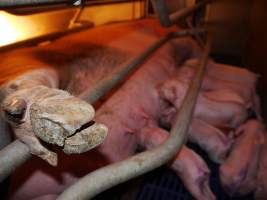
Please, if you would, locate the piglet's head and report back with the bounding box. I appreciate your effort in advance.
[158,79,188,109]
[1,86,107,166]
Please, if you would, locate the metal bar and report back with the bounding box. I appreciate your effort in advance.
[186,18,205,49]
[0,0,135,9]
[0,140,31,182]
[0,92,12,158]
[0,0,71,8]
[153,0,212,27]
[151,0,172,27]
[0,117,11,150]
[0,28,205,183]
[57,34,212,200]
[7,0,137,14]
[169,0,212,24]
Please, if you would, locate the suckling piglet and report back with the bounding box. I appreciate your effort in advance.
[255,133,267,200]
[220,120,265,196]
[184,59,261,116]
[159,76,248,128]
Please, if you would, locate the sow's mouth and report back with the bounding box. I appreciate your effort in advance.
[62,120,108,154]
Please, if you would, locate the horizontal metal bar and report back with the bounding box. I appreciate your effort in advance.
[4,0,135,14]
[0,0,132,9]
[0,117,11,150]
[0,140,31,182]
[0,0,72,8]
[169,0,212,24]
[57,34,212,200]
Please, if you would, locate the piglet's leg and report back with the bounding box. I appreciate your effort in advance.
[138,125,215,200]
[255,136,267,200]
[220,120,265,196]
[189,118,233,164]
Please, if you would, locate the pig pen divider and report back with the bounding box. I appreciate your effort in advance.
[0,28,205,183]
[57,34,212,200]
[151,0,213,27]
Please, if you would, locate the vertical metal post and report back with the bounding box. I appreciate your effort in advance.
[152,0,213,27]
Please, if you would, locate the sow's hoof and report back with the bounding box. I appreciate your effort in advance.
[1,86,108,166]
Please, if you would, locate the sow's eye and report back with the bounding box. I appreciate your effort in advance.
[2,97,27,123]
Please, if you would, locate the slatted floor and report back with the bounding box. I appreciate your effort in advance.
[136,142,254,200]
[94,142,255,200]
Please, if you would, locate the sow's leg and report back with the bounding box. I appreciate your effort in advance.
[137,124,215,200]
[189,118,233,164]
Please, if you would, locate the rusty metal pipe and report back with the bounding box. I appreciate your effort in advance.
[57,34,212,200]
[0,29,205,183]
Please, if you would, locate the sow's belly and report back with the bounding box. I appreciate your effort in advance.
[63,31,166,96]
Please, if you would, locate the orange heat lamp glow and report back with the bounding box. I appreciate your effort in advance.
[0,1,146,47]
[0,12,20,46]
